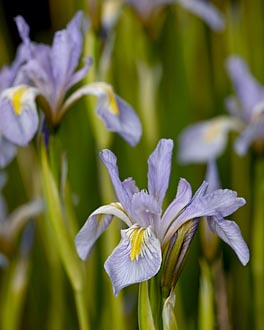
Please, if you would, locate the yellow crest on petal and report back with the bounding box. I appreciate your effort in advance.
[202,120,223,142]
[12,86,29,115]
[101,84,119,115]
[126,225,151,261]
[108,91,119,115]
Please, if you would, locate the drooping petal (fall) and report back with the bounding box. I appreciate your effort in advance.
[178,116,240,163]
[104,225,162,295]
[75,203,132,260]
[207,216,250,265]
[62,82,142,146]
[0,86,39,146]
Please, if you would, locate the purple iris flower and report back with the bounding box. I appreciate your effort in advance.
[178,56,264,164]
[127,0,225,31]
[0,11,142,147]
[0,45,33,167]
[75,138,249,295]
[178,116,241,164]
[226,56,264,155]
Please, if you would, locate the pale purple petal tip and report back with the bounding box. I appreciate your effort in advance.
[148,138,173,206]
[226,56,264,120]
[208,216,250,265]
[14,16,30,43]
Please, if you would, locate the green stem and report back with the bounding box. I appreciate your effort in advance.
[198,259,214,330]
[40,141,90,330]
[149,273,163,330]
[138,281,156,330]
[38,210,64,330]
[0,256,30,330]
[75,290,89,330]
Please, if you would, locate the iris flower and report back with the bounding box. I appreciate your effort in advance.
[178,115,241,164]
[75,138,249,295]
[0,11,142,147]
[226,56,264,155]
[179,55,264,165]
[127,0,225,31]
[0,45,30,167]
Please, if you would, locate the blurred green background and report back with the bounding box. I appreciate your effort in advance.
[0,0,262,329]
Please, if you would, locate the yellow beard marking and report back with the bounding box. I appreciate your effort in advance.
[203,120,222,142]
[105,86,119,115]
[12,86,28,115]
[127,226,146,261]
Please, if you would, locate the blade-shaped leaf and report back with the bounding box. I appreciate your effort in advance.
[138,281,156,330]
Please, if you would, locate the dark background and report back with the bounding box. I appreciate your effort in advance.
[0,0,51,47]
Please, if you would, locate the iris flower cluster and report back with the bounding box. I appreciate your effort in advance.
[0,4,250,306]
[0,42,27,167]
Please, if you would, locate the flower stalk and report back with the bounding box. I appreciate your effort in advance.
[40,139,90,330]
[138,281,156,330]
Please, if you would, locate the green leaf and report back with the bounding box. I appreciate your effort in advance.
[198,259,214,330]
[138,281,156,330]
[40,140,83,290]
